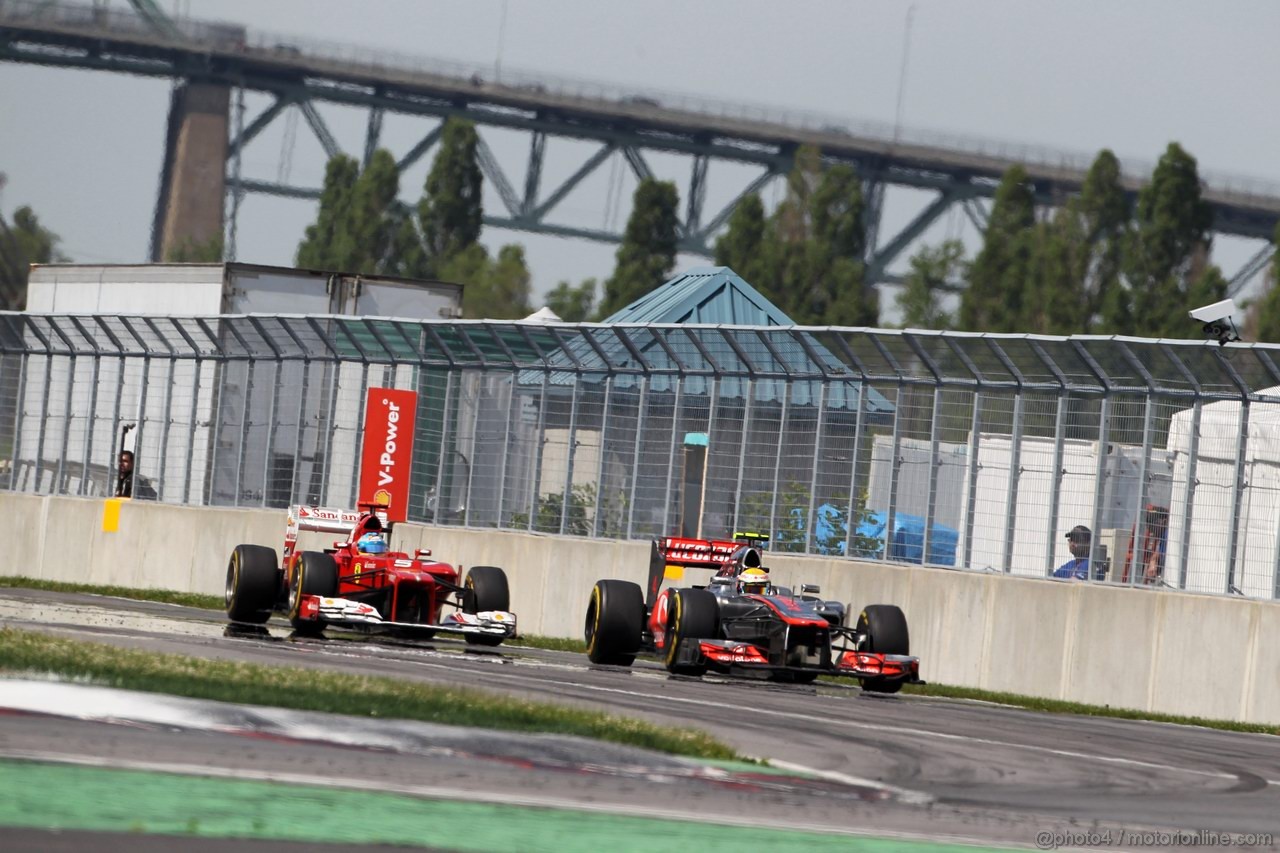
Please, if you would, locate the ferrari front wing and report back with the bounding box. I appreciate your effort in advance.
[296,594,518,640]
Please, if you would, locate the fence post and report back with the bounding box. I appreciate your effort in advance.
[844,378,869,559]
[961,389,983,571]
[1045,390,1068,576]
[1176,397,1202,590]
[495,375,516,529]
[732,377,753,537]
[626,375,648,540]
[804,382,827,555]
[433,371,454,525]
[768,383,789,548]
[1225,399,1250,595]
[660,376,684,534]
[591,374,614,537]
[559,378,581,535]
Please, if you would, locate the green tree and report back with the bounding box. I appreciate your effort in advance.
[959,165,1036,332]
[794,163,875,326]
[545,278,597,322]
[331,148,400,273]
[597,178,679,318]
[896,240,964,329]
[0,205,67,310]
[419,118,483,274]
[1247,223,1280,343]
[1076,150,1129,331]
[164,233,224,263]
[1023,211,1088,334]
[480,243,533,319]
[713,193,770,285]
[296,155,359,269]
[1123,142,1218,338]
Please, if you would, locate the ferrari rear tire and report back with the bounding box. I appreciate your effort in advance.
[464,565,510,646]
[225,544,278,624]
[288,551,339,634]
[664,588,719,676]
[857,604,910,694]
[584,579,645,666]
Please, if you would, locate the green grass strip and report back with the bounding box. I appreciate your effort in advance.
[0,760,998,852]
[0,576,224,611]
[0,627,737,761]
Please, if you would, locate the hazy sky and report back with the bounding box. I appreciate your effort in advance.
[3,0,1279,310]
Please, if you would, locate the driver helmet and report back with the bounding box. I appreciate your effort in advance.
[357,532,388,554]
[738,566,771,596]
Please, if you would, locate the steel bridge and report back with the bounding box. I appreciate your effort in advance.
[2,0,1278,292]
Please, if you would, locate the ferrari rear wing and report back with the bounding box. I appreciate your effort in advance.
[646,535,765,607]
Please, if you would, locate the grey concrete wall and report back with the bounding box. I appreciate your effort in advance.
[4,492,1277,727]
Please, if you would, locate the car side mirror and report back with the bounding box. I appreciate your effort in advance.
[416,548,433,558]
[801,583,821,595]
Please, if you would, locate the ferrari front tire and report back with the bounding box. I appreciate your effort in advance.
[584,579,644,666]
[288,551,338,634]
[464,566,510,646]
[225,544,278,624]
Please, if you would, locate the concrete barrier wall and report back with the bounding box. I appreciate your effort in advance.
[5,492,1278,727]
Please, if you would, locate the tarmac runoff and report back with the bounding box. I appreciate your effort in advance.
[0,680,984,853]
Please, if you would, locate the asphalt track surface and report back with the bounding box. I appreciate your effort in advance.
[2,588,1279,852]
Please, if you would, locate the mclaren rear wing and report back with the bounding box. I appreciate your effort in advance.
[646,535,765,607]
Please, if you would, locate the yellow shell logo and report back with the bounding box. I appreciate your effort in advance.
[373,489,392,506]
[353,562,362,577]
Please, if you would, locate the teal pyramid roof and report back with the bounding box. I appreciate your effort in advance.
[601,266,795,326]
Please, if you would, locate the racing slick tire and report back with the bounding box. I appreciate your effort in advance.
[225,544,279,624]
[288,551,339,634]
[857,604,910,694]
[664,588,719,676]
[584,579,645,666]
[463,565,510,647]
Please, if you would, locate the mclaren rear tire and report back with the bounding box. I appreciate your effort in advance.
[464,565,510,647]
[225,544,279,624]
[857,604,910,694]
[664,588,719,677]
[288,551,339,634]
[584,579,645,666]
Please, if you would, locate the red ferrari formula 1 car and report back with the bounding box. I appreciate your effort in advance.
[584,533,921,691]
[225,503,516,645]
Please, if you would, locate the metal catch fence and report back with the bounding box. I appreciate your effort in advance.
[4,311,1280,600]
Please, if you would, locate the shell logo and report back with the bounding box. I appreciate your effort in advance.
[373,489,392,507]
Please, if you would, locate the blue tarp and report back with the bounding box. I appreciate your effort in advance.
[795,504,957,566]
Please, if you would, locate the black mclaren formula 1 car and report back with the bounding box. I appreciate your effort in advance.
[584,533,922,691]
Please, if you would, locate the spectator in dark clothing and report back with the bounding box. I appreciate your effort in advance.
[114,450,156,499]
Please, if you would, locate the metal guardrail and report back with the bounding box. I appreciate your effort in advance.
[5,0,1280,203]
[4,312,1280,602]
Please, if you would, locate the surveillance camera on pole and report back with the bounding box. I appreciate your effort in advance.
[1189,298,1241,346]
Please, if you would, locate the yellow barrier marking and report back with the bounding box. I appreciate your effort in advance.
[101,499,122,533]
[663,565,684,581]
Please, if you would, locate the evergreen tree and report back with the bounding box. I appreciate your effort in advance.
[545,278,597,322]
[419,118,483,275]
[0,204,67,310]
[713,193,768,285]
[330,148,400,273]
[597,178,679,319]
[1123,142,1217,338]
[896,240,964,330]
[1076,150,1128,330]
[296,155,359,269]
[798,164,875,326]
[1023,210,1087,334]
[1248,223,1280,343]
[482,244,534,319]
[959,165,1036,332]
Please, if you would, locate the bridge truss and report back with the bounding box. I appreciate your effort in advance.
[2,0,1277,295]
